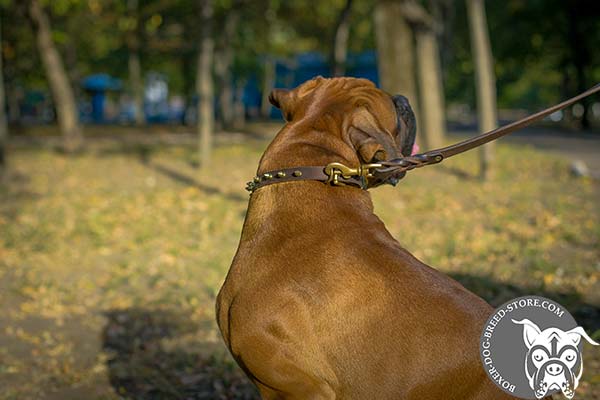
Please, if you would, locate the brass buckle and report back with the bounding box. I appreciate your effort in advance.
[324,162,382,187]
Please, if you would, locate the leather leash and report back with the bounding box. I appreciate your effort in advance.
[246,84,600,193]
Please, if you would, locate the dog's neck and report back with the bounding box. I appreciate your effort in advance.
[242,120,378,240]
[257,118,360,175]
[243,181,375,241]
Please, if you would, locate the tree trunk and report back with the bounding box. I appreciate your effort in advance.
[128,52,144,125]
[233,79,246,130]
[429,0,454,77]
[0,17,8,168]
[7,85,20,125]
[374,1,420,134]
[415,27,445,149]
[332,0,353,77]
[399,0,447,150]
[560,66,575,126]
[567,2,590,130]
[466,0,497,180]
[28,0,82,152]
[260,2,277,119]
[215,6,239,130]
[261,57,275,118]
[196,0,214,169]
[127,0,144,126]
[215,51,233,128]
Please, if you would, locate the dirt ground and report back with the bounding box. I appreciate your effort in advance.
[1,123,599,399]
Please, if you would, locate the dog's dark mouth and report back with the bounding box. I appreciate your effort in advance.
[363,94,415,188]
[387,171,407,186]
[391,95,417,158]
[367,170,407,188]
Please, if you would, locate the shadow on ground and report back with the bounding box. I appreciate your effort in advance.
[145,161,248,203]
[102,276,598,400]
[450,273,600,332]
[92,141,249,203]
[103,309,259,400]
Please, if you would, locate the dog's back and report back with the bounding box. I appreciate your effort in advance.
[217,183,516,399]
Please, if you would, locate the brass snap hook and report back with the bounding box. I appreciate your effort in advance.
[324,162,382,186]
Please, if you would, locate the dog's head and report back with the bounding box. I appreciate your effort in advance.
[269,77,417,187]
[512,319,599,399]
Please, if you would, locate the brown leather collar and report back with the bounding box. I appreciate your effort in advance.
[247,84,600,193]
[245,166,367,192]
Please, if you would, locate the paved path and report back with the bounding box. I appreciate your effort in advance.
[449,126,600,176]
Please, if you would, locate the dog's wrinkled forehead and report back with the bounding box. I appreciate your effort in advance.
[269,76,416,150]
[269,76,392,121]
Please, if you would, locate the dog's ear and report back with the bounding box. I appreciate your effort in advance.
[512,319,542,349]
[269,89,294,121]
[269,77,325,122]
[349,128,388,163]
[564,326,600,346]
[349,107,396,163]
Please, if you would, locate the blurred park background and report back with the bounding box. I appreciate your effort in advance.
[0,0,599,399]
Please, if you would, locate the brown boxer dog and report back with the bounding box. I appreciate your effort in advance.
[216,77,517,399]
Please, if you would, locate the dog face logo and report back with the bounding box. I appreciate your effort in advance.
[512,319,599,399]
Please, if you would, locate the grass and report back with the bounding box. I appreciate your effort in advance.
[0,125,599,399]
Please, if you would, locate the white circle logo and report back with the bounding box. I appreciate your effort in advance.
[480,296,598,399]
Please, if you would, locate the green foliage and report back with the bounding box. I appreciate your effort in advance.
[446,0,600,109]
[1,1,599,110]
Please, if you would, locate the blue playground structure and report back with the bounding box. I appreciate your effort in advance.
[75,51,379,124]
[241,51,380,120]
[81,74,122,123]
